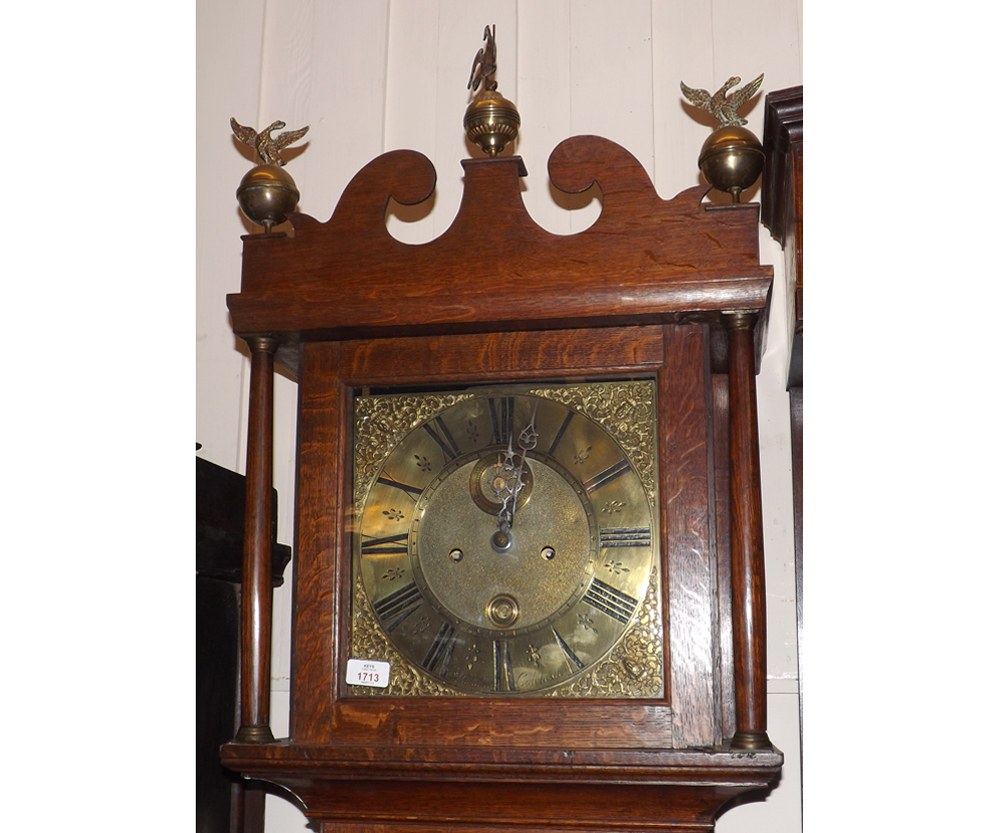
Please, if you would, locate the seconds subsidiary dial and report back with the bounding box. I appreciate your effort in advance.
[350,381,662,697]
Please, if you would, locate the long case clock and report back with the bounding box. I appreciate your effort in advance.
[222,135,782,832]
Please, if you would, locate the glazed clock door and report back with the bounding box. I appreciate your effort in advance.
[349,379,663,698]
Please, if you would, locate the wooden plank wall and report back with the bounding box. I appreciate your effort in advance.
[196,2,802,830]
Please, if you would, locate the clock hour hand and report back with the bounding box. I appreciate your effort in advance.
[494,399,539,534]
[492,438,517,533]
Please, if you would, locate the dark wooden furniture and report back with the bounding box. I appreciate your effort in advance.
[197,457,291,833]
[221,135,783,831]
[761,85,803,777]
[761,86,802,389]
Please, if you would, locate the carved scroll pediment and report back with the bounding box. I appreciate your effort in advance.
[229,135,771,345]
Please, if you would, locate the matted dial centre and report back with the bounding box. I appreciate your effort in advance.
[413,456,596,634]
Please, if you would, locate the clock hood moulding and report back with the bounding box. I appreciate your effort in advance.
[228,135,772,376]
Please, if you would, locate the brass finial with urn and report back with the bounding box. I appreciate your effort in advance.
[463,25,520,156]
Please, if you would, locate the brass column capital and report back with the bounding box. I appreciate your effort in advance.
[731,729,774,751]
[722,310,758,331]
[246,335,279,354]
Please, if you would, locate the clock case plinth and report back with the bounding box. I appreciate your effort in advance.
[222,135,781,831]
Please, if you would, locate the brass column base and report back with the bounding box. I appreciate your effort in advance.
[730,730,773,751]
[235,724,276,744]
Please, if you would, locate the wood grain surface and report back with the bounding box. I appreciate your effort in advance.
[221,741,781,832]
[288,342,342,743]
[662,325,719,749]
[339,326,665,386]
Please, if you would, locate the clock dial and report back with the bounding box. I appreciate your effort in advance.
[351,381,662,697]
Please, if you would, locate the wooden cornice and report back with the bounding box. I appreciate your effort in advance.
[228,135,773,374]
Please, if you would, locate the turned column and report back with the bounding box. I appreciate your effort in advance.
[235,336,278,743]
[725,312,773,751]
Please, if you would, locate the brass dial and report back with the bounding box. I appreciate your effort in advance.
[351,381,661,696]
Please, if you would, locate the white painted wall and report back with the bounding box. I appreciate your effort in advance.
[196,2,803,830]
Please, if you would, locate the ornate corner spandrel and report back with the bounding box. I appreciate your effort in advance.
[527,380,657,504]
[353,392,475,507]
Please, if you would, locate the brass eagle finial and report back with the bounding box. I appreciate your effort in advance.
[679,74,764,127]
[230,118,310,167]
[467,24,498,93]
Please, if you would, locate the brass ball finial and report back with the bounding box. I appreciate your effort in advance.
[231,118,309,231]
[679,74,765,202]
[463,24,520,156]
[235,164,301,232]
[697,125,765,203]
[464,89,520,156]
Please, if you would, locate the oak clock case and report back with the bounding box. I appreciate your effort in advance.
[350,380,662,698]
[221,126,783,829]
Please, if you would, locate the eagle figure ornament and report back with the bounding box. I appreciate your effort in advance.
[680,75,764,128]
[679,73,765,203]
[230,118,309,167]
[230,117,310,232]
[467,24,498,93]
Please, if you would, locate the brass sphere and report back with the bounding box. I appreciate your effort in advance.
[236,163,300,231]
[464,89,520,156]
[697,125,765,202]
